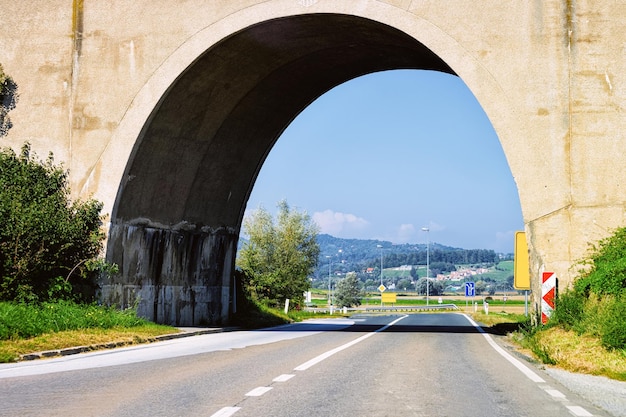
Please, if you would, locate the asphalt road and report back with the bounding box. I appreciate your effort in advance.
[0,313,613,417]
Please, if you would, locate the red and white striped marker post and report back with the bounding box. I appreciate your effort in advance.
[541,272,556,324]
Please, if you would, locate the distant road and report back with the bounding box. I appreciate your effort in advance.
[0,314,610,417]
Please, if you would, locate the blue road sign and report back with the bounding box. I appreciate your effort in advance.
[465,282,475,297]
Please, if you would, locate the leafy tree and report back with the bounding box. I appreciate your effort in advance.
[397,278,413,291]
[0,143,106,302]
[237,200,320,308]
[429,262,456,275]
[415,278,443,296]
[334,272,362,308]
[364,278,377,291]
[475,281,487,295]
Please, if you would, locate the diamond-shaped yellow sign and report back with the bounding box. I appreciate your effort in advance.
[378,284,386,292]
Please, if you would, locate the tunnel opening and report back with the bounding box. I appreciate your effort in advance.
[101,13,484,326]
[243,68,522,308]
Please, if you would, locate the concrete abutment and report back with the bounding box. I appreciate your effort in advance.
[100,222,237,326]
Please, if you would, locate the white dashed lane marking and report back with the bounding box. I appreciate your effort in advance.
[210,406,240,417]
[210,316,408,417]
[545,388,566,399]
[245,386,273,396]
[566,405,594,416]
[273,374,295,382]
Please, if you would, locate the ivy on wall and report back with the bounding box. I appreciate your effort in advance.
[0,63,18,137]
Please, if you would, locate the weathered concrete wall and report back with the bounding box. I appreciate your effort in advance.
[102,222,236,325]
[1,0,625,324]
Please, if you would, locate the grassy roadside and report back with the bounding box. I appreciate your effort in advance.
[0,302,178,363]
[469,310,626,382]
[0,301,337,363]
[0,325,177,363]
[514,327,626,381]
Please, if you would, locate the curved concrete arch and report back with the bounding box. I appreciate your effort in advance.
[113,18,456,225]
[93,1,513,226]
[88,3,562,325]
[102,11,467,324]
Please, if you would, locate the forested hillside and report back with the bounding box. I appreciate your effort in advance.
[316,234,506,274]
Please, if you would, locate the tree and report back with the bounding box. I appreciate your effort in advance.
[475,281,487,295]
[237,200,320,308]
[0,143,106,302]
[334,272,362,308]
[415,278,444,296]
[397,278,413,291]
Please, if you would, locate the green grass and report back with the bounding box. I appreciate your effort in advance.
[0,301,153,340]
[0,301,177,363]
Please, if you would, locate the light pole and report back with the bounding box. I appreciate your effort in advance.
[376,244,383,286]
[422,227,430,306]
[377,244,383,306]
[338,249,343,276]
[326,255,332,307]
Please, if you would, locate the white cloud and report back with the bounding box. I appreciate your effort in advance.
[394,223,416,243]
[313,210,369,236]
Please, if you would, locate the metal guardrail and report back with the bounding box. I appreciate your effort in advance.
[304,304,459,314]
[364,303,459,313]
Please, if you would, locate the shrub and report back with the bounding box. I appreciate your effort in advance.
[597,294,626,350]
[574,227,626,297]
[0,143,106,302]
[547,226,626,350]
[551,289,586,331]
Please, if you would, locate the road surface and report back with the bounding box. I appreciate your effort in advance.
[0,313,611,416]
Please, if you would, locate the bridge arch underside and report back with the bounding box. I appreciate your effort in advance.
[102,14,456,326]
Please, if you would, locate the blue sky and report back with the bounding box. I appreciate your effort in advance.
[245,70,523,253]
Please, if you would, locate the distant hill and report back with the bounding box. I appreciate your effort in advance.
[239,233,511,278]
[315,234,508,277]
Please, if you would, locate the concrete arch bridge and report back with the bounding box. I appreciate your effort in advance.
[1,1,625,325]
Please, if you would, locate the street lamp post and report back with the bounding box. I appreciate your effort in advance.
[377,244,383,306]
[338,249,343,276]
[376,245,383,286]
[422,227,430,306]
[326,255,332,307]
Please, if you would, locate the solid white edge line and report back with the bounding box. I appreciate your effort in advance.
[294,315,408,371]
[461,314,598,417]
[461,313,546,383]
[210,406,241,417]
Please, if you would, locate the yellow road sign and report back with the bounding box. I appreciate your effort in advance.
[514,231,531,290]
[381,292,396,303]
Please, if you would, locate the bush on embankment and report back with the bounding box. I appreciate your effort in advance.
[550,226,626,351]
[514,227,626,380]
[0,143,111,303]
